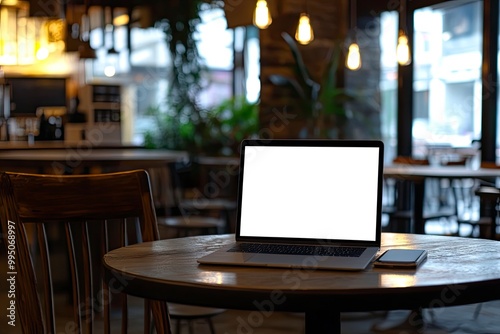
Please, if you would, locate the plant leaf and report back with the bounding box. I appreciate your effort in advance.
[269,74,308,102]
[281,32,317,89]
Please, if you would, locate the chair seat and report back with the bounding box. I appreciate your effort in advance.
[167,303,225,334]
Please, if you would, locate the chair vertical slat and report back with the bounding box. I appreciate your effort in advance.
[151,300,172,334]
[0,174,44,332]
[121,219,128,247]
[65,222,82,334]
[134,218,143,244]
[36,224,56,334]
[82,221,94,334]
[102,221,111,334]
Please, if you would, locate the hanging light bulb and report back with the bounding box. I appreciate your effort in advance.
[346,42,361,70]
[396,32,411,65]
[253,0,272,29]
[295,13,314,45]
[346,0,361,70]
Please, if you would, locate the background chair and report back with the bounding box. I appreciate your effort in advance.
[473,185,500,240]
[154,161,230,332]
[157,160,236,237]
[383,157,456,233]
[0,170,171,333]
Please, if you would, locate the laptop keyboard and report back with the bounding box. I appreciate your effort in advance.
[228,243,365,257]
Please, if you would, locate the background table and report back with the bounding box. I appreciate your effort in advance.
[0,148,187,174]
[383,165,500,234]
[0,147,189,224]
[103,233,500,333]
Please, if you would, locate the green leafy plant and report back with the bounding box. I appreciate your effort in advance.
[204,96,259,155]
[269,32,354,138]
[144,97,259,156]
[143,106,196,151]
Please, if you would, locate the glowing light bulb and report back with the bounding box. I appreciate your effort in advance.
[253,0,272,29]
[295,13,314,45]
[104,65,116,77]
[346,43,361,70]
[397,34,411,66]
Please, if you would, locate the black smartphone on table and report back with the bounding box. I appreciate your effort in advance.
[374,249,428,268]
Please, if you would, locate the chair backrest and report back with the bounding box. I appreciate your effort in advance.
[0,170,171,334]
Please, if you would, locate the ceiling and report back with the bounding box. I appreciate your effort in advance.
[26,0,396,29]
[27,0,215,29]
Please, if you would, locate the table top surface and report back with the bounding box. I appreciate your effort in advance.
[0,148,187,162]
[103,233,500,312]
[384,165,500,179]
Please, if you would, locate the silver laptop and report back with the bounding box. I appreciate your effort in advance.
[197,139,384,271]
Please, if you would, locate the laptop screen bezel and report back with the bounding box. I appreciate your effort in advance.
[234,139,384,248]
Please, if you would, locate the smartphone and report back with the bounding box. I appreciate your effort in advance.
[374,249,427,268]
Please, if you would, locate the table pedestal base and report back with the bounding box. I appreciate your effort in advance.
[305,309,340,334]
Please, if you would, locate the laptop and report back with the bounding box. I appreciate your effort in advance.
[197,139,384,271]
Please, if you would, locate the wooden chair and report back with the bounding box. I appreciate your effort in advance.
[0,170,171,333]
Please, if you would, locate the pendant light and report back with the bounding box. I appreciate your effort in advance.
[78,1,96,59]
[346,0,361,70]
[346,43,361,70]
[396,34,411,65]
[104,7,118,77]
[397,0,411,66]
[253,0,272,29]
[295,0,314,45]
[78,23,96,59]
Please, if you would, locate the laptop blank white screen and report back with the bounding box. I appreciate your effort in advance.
[239,146,380,242]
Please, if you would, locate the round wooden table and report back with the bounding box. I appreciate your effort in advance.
[103,233,500,333]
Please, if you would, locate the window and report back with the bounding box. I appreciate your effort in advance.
[379,11,398,163]
[412,1,482,156]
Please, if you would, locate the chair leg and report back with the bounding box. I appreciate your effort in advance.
[207,318,216,334]
[188,320,194,334]
[175,319,181,334]
[473,303,483,319]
